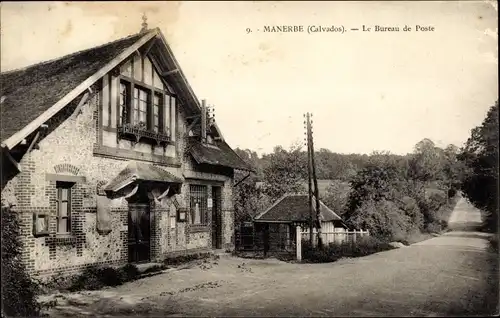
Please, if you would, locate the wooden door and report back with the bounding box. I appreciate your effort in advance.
[128,203,151,263]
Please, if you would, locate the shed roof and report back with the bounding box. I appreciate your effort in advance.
[254,194,344,223]
[188,137,254,172]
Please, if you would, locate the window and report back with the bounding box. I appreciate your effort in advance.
[133,87,148,126]
[56,182,73,234]
[118,76,173,134]
[119,81,130,126]
[153,93,163,133]
[189,185,207,225]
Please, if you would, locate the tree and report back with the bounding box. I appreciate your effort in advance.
[261,143,308,201]
[344,151,406,221]
[232,148,268,223]
[322,180,351,216]
[459,101,499,232]
[347,199,412,241]
[408,139,445,183]
[442,144,466,197]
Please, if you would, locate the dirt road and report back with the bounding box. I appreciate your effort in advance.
[42,197,498,317]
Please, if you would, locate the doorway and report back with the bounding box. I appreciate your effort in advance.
[128,202,151,263]
[211,186,222,249]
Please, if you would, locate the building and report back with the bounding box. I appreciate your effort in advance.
[253,194,349,251]
[0,22,253,279]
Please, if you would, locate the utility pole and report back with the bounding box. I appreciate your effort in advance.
[304,113,314,245]
[309,114,323,248]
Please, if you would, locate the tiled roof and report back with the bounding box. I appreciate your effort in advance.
[254,194,343,223]
[0,32,144,143]
[188,137,254,172]
[104,161,183,192]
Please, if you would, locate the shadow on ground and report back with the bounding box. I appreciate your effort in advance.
[443,231,493,240]
[448,221,483,232]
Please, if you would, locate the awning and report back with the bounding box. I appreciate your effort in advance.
[104,161,183,192]
[188,138,254,172]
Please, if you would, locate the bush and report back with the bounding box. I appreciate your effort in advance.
[119,263,140,281]
[1,207,42,317]
[68,266,106,292]
[302,236,395,263]
[67,264,141,292]
[348,199,413,241]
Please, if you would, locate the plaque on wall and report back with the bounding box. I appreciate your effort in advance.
[33,213,49,237]
[207,198,213,208]
[177,208,187,222]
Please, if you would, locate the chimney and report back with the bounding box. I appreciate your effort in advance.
[201,99,207,142]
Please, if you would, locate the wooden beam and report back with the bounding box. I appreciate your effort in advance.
[124,184,139,199]
[186,117,200,134]
[162,69,179,76]
[141,36,158,57]
[185,115,201,120]
[26,124,48,153]
[70,91,90,120]
[157,186,171,200]
[1,29,158,150]
[234,172,251,187]
[156,31,202,109]
[26,131,41,153]
[149,55,176,92]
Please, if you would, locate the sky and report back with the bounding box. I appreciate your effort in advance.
[1,1,498,156]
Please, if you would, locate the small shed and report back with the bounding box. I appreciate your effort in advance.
[253,193,349,251]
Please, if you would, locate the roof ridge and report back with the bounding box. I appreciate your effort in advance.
[0,30,152,76]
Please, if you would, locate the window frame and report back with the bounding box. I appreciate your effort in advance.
[56,181,73,235]
[189,184,208,226]
[118,75,173,135]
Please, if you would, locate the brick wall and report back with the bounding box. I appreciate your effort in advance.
[4,79,236,279]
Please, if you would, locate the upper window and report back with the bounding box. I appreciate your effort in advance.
[118,54,175,136]
[56,182,73,235]
[153,93,163,133]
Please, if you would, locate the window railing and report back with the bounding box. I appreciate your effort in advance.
[117,122,172,146]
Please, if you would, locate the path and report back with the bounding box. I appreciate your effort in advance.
[42,197,498,317]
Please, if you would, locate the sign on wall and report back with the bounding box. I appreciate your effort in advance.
[208,198,213,208]
[33,213,49,237]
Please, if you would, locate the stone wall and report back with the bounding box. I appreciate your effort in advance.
[4,79,236,279]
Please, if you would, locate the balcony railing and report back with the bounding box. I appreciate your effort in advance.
[117,123,172,147]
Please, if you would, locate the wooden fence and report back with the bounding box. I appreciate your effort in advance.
[296,226,370,261]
